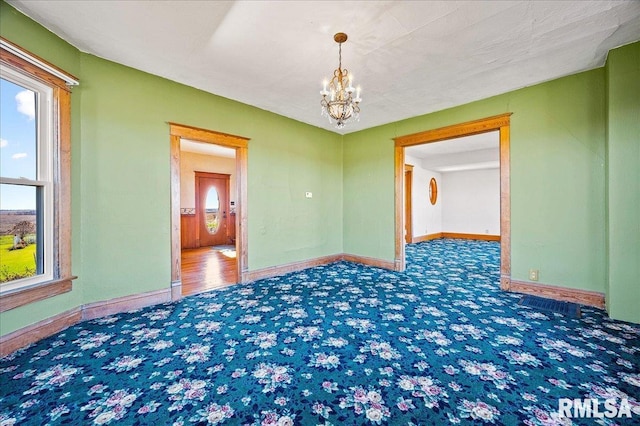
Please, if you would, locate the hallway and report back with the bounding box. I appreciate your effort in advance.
[181,246,237,296]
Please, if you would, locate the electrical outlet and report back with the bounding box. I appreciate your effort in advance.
[529,269,539,281]
[305,192,312,198]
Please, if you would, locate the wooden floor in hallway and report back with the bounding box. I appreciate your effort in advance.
[181,246,237,296]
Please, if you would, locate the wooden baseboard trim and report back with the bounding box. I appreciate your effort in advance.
[247,252,400,282]
[412,233,443,243]
[508,280,605,309]
[442,232,500,241]
[0,307,81,358]
[394,259,403,272]
[171,280,182,302]
[246,255,343,282]
[342,254,397,270]
[411,233,500,243]
[82,288,172,321]
[500,276,511,291]
[1,288,173,357]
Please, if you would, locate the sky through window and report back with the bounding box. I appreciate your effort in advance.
[0,78,37,210]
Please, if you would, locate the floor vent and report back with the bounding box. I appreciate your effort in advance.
[519,295,581,318]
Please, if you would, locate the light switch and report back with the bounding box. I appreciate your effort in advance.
[305,192,313,198]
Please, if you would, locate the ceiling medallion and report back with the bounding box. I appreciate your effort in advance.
[320,32,362,129]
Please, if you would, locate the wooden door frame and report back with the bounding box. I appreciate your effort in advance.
[169,122,249,301]
[404,164,413,244]
[194,172,231,248]
[393,113,512,290]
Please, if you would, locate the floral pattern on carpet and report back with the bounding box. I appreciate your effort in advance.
[1,239,639,425]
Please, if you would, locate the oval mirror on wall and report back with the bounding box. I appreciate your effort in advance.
[429,177,438,205]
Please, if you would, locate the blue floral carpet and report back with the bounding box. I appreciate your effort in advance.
[1,239,639,425]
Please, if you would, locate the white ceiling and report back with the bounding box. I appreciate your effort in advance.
[8,1,640,135]
[181,139,235,158]
[406,131,499,157]
[406,131,499,173]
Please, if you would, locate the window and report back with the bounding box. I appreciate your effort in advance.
[0,38,78,311]
[1,69,53,287]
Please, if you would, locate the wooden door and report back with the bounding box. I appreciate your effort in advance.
[196,172,230,247]
[404,165,413,244]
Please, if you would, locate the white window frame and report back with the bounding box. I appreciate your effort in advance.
[0,66,55,292]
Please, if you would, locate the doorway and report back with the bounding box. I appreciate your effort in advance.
[169,123,249,300]
[394,113,512,290]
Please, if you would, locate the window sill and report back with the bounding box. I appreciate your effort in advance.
[0,277,76,313]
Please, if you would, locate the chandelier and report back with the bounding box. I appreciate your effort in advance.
[320,32,362,129]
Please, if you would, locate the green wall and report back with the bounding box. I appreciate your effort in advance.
[0,1,342,334]
[79,54,342,303]
[344,70,607,295]
[606,42,640,324]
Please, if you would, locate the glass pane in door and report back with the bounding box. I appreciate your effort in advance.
[205,186,220,234]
